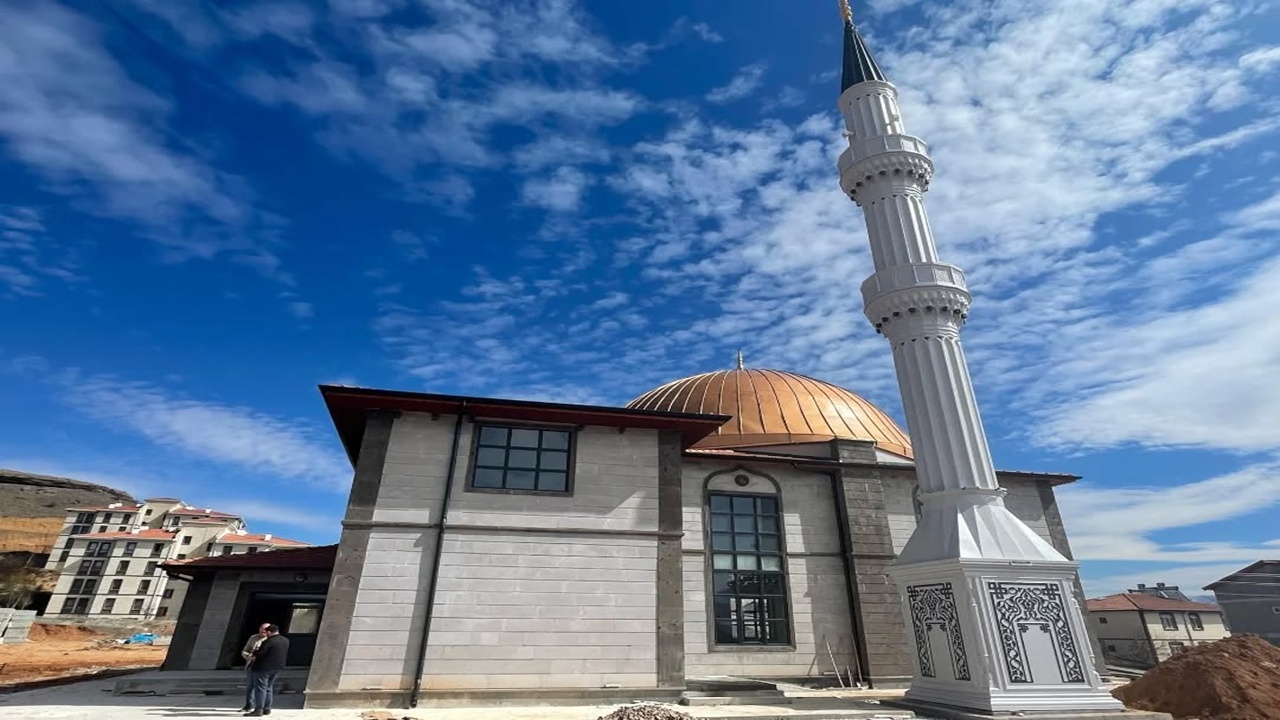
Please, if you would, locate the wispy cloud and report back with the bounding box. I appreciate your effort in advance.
[0,206,80,295]
[1058,463,1280,565]
[55,372,350,491]
[706,63,768,104]
[0,2,277,269]
[145,0,652,214]
[521,167,591,213]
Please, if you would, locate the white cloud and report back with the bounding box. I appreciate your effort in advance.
[154,0,648,211]
[521,167,591,213]
[1081,562,1251,598]
[706,63,767,104]
[1240,46,1280,72]
[287,301,315,319]
[367,0,1280,467]
[1058,463,1280,565]
[0,205,79,294]
[0,2,270,263]
[58,374,350,491]
[390,230,431,263]
[763,86,807,112]
[688,22,724,44]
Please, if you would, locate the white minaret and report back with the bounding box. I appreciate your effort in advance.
[835,3,1122,713]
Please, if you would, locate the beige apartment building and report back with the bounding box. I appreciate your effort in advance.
[43,498,306,620]
[1087,589,1228,668]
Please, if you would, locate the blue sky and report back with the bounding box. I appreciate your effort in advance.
[2,0,1278,597]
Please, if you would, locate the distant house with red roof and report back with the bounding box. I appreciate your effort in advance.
[1087,586,1229,668]
[42,497,310,621]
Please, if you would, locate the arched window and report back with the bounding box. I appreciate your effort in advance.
[708,492,790,645]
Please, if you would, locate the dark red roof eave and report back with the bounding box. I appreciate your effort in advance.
[321,385,732,466]
[163,545,336,573]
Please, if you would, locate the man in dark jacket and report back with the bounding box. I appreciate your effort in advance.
[245,624,289,716]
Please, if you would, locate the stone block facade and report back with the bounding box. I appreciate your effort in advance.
[304,404,1082,707]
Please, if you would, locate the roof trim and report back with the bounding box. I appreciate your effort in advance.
[321,385,732,466]
[164,544,337,573]
[682,448,1079,484]
[1204,559,1280,590]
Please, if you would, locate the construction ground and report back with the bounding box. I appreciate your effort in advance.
[0,623,166,688]
[0,675,918,720]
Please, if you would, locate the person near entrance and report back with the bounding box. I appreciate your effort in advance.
[245,624,289,717]
[239,623,270,713]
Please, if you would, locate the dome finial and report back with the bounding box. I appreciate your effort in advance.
[736,349,745,370]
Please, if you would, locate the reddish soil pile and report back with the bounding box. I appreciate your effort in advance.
[26,623,103,641]
[1113,635,1280,720]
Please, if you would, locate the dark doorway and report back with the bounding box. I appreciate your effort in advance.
[236,592,326,667]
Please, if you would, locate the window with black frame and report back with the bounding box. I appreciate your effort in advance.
[708,493,790,645]
[470,425,572,493]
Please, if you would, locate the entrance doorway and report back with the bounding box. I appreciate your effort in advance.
[237,592,326,667]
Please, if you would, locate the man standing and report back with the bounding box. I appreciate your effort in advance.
[245,624,290,717]
[239,623,269,713]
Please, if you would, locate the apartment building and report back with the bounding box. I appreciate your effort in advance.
[1087,590,1228,668]
[43,498,306,620]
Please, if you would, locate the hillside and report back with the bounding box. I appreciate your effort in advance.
[0,469,134,556]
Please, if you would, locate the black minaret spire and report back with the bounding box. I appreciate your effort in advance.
[840,1,887,91]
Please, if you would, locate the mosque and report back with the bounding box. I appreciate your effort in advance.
[163,6,1118,714]
[164,363,1092,707]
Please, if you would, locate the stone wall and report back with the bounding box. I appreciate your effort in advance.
[423,531,657,689]
[680,460,857,679]
[314,412,671,699]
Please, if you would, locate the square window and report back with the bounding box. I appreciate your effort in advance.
[507,449,538,469]
[130,599,144,614]
[473,467,504,488]
[509,428,540,448]
[1098,616,1108,624]
[712,554,734,570]
[506,469,537,489]
[476,447,506,467]
[710,515,732,532]
[539,451,568,470]
[102,598,116,613]
[469,425,575,494]
[537,471,568,492]
[541,431,570,450]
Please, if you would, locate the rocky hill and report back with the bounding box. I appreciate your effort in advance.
[0,469,134,555]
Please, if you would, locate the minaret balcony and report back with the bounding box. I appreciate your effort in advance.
[839,133,929,169]
[861,262,971,332]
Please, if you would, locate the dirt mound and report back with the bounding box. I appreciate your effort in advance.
[597,705,692,720]
[27,623,104,641]
[1113,635,1280,720]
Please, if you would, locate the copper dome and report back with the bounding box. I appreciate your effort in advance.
[627,368,912,457]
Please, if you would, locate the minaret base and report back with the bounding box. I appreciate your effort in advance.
[890,555,1124,714]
